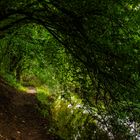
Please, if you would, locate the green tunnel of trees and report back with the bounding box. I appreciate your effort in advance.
[0,0,140,139]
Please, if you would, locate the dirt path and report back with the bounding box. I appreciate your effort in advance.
[26,87,36,95]
[0,79,59,140]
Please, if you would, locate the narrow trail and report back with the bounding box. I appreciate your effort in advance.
[0,78,58,140]
[26,87,37,95]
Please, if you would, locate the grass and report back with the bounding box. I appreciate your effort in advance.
[35,86,99,140]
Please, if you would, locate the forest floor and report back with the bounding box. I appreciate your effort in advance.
[0,77,58,140]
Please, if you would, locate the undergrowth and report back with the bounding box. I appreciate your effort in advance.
[0,71,27,92]
[36,86,107,140]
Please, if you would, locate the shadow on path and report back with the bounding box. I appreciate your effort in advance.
[0,78,59,140]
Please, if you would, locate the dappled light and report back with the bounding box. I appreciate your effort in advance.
[0,0,140,140]
[0,77,56,140]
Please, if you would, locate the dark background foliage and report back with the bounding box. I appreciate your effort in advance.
[0,0,140,139]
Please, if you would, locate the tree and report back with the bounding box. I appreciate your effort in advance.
[0,0,140,138]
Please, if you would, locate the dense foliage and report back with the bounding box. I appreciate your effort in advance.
[0,0,140,139]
